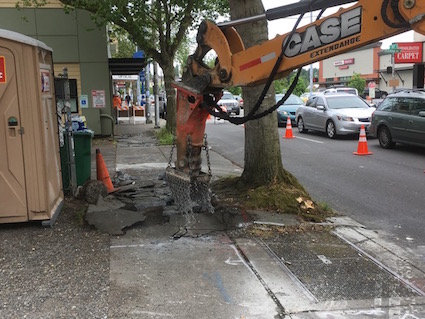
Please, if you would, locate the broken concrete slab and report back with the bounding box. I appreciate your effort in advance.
[134,198,167,210]
[87,195,126,213]
[85,209,146,235]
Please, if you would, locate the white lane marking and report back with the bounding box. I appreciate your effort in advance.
[293,136,324,144]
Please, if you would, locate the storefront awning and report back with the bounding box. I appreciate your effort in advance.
[108,58,146,75]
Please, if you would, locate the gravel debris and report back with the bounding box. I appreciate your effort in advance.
[0,197,110,319]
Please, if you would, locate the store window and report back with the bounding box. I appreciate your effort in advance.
[339,76,352,82]
[54,78,79,113]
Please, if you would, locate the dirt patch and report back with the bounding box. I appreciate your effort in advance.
[211,176,336,223]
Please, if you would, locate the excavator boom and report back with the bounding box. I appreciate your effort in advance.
[184,0,424,92]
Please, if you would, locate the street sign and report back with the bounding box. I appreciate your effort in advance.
[91,90,106,108]
[389,78,400,87]
[384,49,402,54]
[384,43,402,54]
[79,94,88,109]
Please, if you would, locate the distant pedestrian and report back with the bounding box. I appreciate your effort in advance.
[125,94,132,106]
[113,94,122,124]
[112,94,122,109]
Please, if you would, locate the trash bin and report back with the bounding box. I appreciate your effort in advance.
[59,133,70,193]
[73,131,93,186]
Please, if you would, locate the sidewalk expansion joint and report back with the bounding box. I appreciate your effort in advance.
[256,237,318,303]
[333,230,425,297]
[229,237,287,318]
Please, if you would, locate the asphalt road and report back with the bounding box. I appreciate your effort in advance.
[205,118,425,252]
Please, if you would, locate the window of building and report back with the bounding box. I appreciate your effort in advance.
[54,78,79,113]
[339,76,352,82]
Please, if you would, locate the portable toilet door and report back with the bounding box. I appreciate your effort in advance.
[0,35,27,222]
[0,29,64,224]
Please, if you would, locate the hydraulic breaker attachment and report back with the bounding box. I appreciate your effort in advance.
[173,83,210,175]
[166,82,214,214]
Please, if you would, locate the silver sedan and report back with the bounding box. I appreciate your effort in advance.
[295,93,375,138]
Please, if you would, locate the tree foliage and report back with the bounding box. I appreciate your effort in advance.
[108,24,136,58]
[175,36,195,78]
[288,74,307,96]
[274,68,319,95]
[274,78,288,94]
[348,73,366,94]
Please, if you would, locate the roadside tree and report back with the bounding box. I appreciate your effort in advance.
[348,73,366,94]
[287,74,307,96]
[18,0,228,132]
[227,0,301,188]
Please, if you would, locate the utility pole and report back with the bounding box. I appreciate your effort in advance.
[309,11,314,94]
[145,63,152,124]
[153,61,160,128]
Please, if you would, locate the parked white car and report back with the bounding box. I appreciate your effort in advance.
[217,91,240,115]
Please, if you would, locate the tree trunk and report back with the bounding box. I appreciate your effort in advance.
[228,0,293,187]
[161,63,176,132]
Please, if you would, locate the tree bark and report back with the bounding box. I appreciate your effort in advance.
[228,0,294,187]
[161,63,176,132]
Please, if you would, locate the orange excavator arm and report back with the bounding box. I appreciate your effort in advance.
[183,0,424,92]
[168,0,425,213]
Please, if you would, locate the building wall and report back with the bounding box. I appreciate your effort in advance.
[319,44,381,88]
[378,53,415,91]
[0,3,112,135]
[319,39,425,92]
[322,47,374,79]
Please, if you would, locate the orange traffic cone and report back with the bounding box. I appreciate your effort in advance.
[96,149,116,193]
[283,117,295,139]
[353,125,372,156]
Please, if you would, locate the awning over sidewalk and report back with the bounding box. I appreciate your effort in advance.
[109,58,146,75]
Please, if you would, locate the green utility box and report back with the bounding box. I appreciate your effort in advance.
[73,131,93,186]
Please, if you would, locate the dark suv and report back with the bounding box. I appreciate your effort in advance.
[361,88,388,99]
[369,90,425,148]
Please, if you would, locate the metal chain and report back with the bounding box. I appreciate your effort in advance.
[203,134,212,177]
[187,135,193,179]
[167,135,176,167]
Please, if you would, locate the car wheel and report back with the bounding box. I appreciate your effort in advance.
[297,117,307,133]
[236,110,240,115]
[378,126,395,149]
[326,120,337,139]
